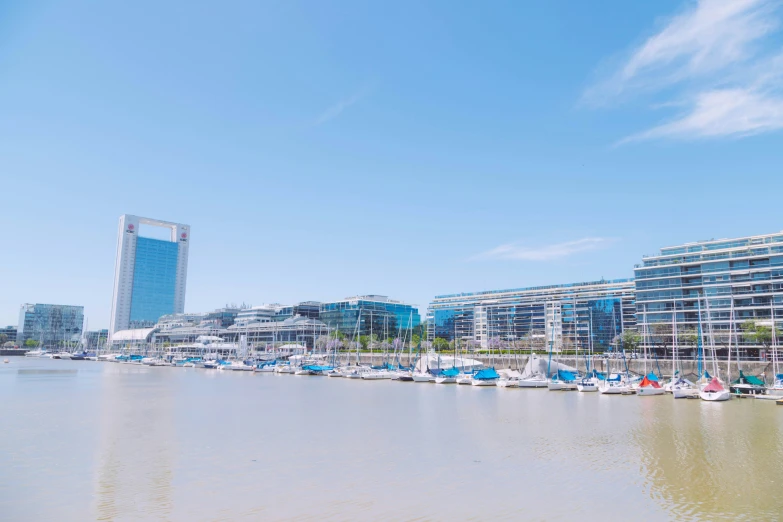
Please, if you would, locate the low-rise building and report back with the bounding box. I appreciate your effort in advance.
[319,295,420,338]
[17,303,84,348]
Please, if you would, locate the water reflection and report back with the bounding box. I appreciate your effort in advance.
[94,364,174,520]
[632,398,783,521]
[2,359,783,521]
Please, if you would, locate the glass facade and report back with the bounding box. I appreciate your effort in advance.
[319,296,420,338]
[635,232,783,356]
[428,279,636,351]
[129,236,179,328]
[17,303,84,347]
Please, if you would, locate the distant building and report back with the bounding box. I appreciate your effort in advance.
[84,329,109,350]
[0,325,17,344]
[319,295,420,338]
[157,308,240,330]
[635,231,783,357]
[109,214,190,335]
[17,303,84,348]
[225,315,329,350]
[428,280,636,351]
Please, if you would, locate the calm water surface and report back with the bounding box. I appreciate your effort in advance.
[1,358,782,521]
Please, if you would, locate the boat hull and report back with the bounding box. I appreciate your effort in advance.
[700,390,731,401]
[637,386,665,396]
[434,376,457,384]
[471,379,498,386]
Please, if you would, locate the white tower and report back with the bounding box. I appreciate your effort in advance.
[109,215,190,336]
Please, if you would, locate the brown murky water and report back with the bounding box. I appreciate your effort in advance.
[2,358,782,521]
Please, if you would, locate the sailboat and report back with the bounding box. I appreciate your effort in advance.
[637,373,665,396]
[546,307,577,391]
[519,316,548,388]
[700,377,731,401]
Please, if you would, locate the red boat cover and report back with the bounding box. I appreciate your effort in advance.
[703,377,724,393]
[640,377,661,388]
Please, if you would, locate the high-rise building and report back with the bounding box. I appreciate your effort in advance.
[109,214,190,335]
[319,295,420,338]
[17,303,84,347]
[428,279,636,351]
[635,231,783,357]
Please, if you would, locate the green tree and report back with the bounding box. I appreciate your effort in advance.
[24,339,39,348]
[432,338,449,351]
[0,334,7,345]
[411,334,421,346]
[359,335,369,350]
[620,330,642,352]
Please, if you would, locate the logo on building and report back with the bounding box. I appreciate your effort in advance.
[127,224,135,234]
[180,232,187,241]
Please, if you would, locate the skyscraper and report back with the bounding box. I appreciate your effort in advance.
[109,215,190,335]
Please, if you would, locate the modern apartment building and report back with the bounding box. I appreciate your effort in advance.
[17,303,84,347]
[635,231,783,356]
[109,214,190,335]
[319,295,420,338]
[428,279,637,351]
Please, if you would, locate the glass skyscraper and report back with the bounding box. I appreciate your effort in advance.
[109,215,190,335]
[635,231,783,357]
[17,303,84,347]
[428,279,636,351]
[319,295,420,338]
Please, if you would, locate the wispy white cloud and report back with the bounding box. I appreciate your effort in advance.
[586,0,783,142]
[472,237,616,262]
[620,86,783,143]
[313,92,363,126]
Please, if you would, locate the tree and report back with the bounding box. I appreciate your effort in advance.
[24,339,39,348]
[740,320,780,351]
[359,335,370,350]
[0,334,7,345]
[432,338,449,351]
[411,334,421,346]
[619,330,642,352]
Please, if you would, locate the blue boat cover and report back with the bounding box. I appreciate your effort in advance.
[557,370,576,382]
[442,367,460,377]
[646,372,660,382]
[588,369,606,381]
[703,371,712,379]
[474,368,500,380]
[607,374,622,382]
[302,365,334,371]
[429,368,444,376]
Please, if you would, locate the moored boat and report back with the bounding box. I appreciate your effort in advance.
[699,377,731,402]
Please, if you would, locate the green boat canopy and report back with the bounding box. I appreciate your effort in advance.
[732,370,765,386]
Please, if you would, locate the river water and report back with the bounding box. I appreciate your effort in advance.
[1,358,782,521]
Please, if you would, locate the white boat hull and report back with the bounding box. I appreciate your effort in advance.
[471,379,498,386]
[637,386,666,396]
[412,373,433,382]
[672,387,698,399]
[497,379,519,388]
[577,382,598,392]
[700,390,731,402]
[434,376,457,384]
[518,377,548,388]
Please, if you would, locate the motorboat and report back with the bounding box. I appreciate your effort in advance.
[599,380,631,395]
[699,377,731,402]
[729,371,767,396]
[362,370,392,380]
[434,368,459,384]
[669,378,698,399]
[412,372,433,383]
[24,349,47,358]
[576,378,598,392]
[221,361,254,371]
[547,370,578,391]
[518,374,548,388]
[471,368,500,386]
[52,352,73,360]
[497,378,520,388]
[456,374,474,385]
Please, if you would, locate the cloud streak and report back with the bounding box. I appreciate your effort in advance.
[473,237,615,262]
[314,92,363,126]
[586,0,783,142]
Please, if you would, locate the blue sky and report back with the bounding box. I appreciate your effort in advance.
[2,0,783,329]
